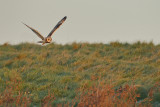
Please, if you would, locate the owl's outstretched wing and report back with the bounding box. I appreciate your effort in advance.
[22,22,44,40]
[47,16,67,37]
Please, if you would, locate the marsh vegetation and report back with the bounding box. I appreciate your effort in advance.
[0,42,159,106]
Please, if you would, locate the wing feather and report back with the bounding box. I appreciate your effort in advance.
[22,22,44,40]
[47,16,67,37]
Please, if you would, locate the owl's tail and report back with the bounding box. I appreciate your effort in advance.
[37,41,45,45]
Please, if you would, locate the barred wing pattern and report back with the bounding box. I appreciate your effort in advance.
[22,23,44,40]
[47,16,67,37]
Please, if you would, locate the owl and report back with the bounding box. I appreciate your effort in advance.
[23,16,67,45]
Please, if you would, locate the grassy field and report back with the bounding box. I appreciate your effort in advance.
[0,42,160,106]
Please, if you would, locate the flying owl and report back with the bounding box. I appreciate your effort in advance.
[23,16,67,45]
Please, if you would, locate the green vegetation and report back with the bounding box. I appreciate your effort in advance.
[0,41,160,106]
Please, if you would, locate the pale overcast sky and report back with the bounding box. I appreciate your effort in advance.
[0,0,160,44]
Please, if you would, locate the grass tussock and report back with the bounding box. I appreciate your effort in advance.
[0,42,160,106]
[76,80,160,107]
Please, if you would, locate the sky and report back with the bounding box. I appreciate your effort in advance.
[0,0,160,45]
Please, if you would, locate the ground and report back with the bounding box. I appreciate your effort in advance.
[0,42,159,106]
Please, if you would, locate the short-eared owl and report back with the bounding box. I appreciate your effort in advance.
[23,16,67,45]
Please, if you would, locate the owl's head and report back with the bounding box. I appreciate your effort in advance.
[46,37,52,43]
